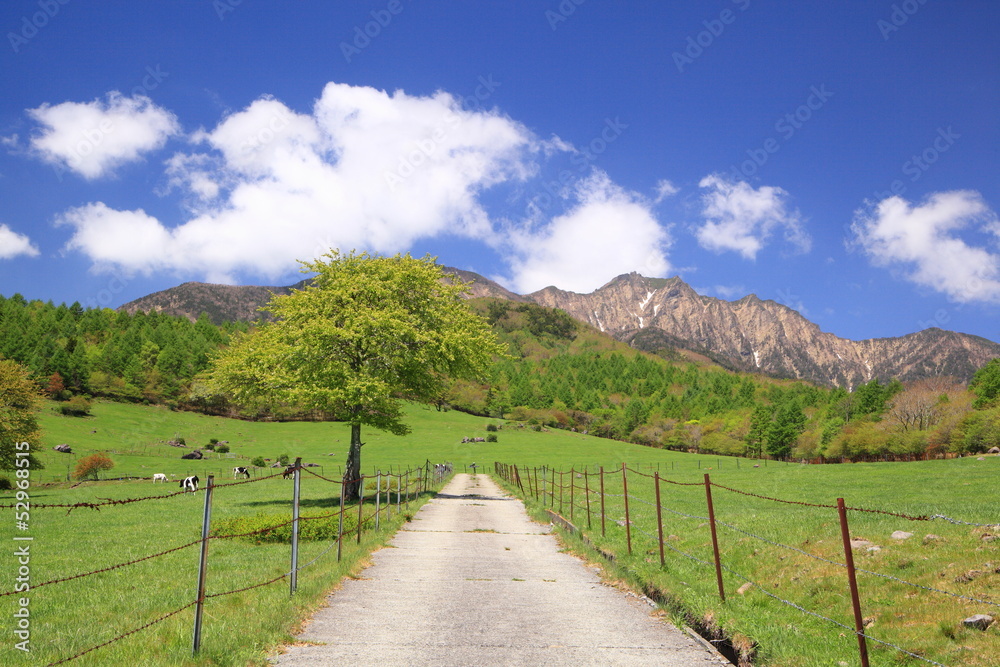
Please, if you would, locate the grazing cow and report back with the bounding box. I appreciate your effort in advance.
[152,473,168,483]
[282,465,297,479]
[233,466,250,479]
[180,475,199,493]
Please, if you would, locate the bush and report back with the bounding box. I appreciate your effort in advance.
[215,444,230,454]
[0,477,12,491]
[485,424,498,432]
[486,434,497,443]
[251,456,266,467]
[175,436,186,446]
[74,453,114,480]
[277,454,290,466]
[59,396,93,417]
[204,443,216,451]
[209,438,219,445]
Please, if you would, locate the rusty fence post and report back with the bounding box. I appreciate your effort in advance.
[703,473,725,601]
[654,472,665,568]
[838,498,870,667]
[192,475,214,654]
[622,464,632,555]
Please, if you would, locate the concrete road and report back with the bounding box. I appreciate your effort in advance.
[270,473,728,666]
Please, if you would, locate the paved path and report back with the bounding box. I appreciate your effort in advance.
[271,474,728,666]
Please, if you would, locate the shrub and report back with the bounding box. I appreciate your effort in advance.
[277,454,290,466]
[204,443,216,451]
[0,477,12,491]
[485,424,498,432]
[251,456,266,467]
[209,438,219,445]
[60,396,93,417]
[486,434,497,443]
[175,436,186,446]
[74,453,114,480]
[215,444,230,454]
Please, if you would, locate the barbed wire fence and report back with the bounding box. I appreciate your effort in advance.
[5,459,447,665]
[495,461,995,667]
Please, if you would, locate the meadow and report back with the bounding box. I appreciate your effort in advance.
[3,399,998,665]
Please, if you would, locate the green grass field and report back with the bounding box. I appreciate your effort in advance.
[4,400,998,666]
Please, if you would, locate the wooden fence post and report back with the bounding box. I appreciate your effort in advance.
[654,472,665,568]
[838,498,870,667]
[599,466,606,537]
[703,473,725,601]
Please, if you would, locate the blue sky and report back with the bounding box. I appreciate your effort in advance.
[1,1,998,344]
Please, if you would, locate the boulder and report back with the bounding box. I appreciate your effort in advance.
[891,531,914,540]
[850,538,873,549]
[962,614,994,631]
[988,446,1000,454]
[53,444,72,453]
[180,449,203,460]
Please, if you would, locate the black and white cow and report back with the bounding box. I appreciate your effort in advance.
[233,466,250,479]
[180,475,199,492]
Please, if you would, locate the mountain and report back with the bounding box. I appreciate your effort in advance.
[528,273,1000,387]
[118,270,1000,387]
[117,280,308,324]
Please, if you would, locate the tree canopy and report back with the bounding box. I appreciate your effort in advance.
[0,357,42,471]
[210,251,507,497]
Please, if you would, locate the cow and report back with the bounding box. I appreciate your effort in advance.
[282,464,299,479]
[152,473,168,483]
[180,475,199,493]
[233,466,250,479]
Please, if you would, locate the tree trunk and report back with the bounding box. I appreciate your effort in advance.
[343,422,362,501]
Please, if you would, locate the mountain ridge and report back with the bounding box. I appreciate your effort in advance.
[116,269,1000,387]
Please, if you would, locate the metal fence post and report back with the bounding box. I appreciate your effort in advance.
[541,466,547,505]
[838,498,870,667]
[584,469,592,529]
[290,459,302,595]
[622,464,632,555]
[703,473,725,601]
[192,475,214,654]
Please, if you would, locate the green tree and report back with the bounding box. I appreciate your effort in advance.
[210,251,507,498]
[970,358,1000,408]
[767,400,806,459]
[0,358,43,471]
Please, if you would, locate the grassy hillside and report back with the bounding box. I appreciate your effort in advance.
[8,400,999,665]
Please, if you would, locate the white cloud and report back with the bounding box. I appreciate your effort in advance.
[0,224,40,259]
[27,92,180,179]
[61,84,540,280]
[851,191,1000,303]
[695,175,809,259]
[654,179,679,203]
[504,172,671,294]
